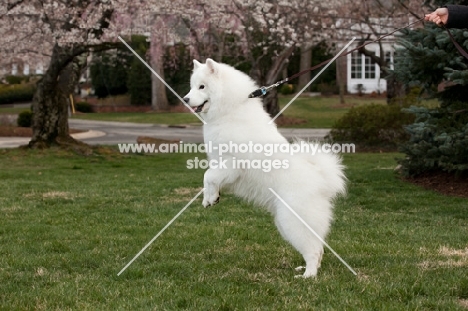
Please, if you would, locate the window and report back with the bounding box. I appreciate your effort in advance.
[364,54,375,79]
[385,51,393,70]
[351,51,362,79]
[351,50,377,80]
[36,63,44,75]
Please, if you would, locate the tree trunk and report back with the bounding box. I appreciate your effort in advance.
[298,43,312,92]
[336,56,346,104]
[261,46,295,117]
[29,45,87,149]
[150,42,169,111]
[151,64,169,111]
[386,75,406,105]
[263,88,280,117]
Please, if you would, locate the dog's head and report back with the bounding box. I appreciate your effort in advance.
[183,58,219,114]
[183,58,259,117]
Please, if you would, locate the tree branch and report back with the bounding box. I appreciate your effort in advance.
[7,0,26,11]
[397,0,422,20]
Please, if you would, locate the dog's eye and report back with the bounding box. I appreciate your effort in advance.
[199,85,205,90]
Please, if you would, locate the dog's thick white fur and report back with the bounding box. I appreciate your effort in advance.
[183,59,346,278]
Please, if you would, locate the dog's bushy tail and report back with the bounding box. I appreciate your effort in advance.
[292,140,347,199]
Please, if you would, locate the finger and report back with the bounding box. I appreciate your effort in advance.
[425,13,437,22]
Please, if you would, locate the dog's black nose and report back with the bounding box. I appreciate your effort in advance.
[183,97,189,103]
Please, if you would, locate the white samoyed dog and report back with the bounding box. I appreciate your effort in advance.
[183,59,346,278]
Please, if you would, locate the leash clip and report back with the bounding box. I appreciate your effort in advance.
[248,79,288,98]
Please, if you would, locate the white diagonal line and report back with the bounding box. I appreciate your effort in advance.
[117,36,207,125]
[268,188,357,276]
[117,188,204,276]
[269,37,356,124]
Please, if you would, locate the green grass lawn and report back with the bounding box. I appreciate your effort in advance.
[0,107,29,115]
[0,149,466,310]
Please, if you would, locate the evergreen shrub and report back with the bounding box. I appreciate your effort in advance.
[329,104,414,149]
[398,102,468,176]
[17,110,33,127]
[75,102,93,113]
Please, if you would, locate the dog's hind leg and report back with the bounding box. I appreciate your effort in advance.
[273,199,330,278]
[295,249,322,274]
[298,246,324,278]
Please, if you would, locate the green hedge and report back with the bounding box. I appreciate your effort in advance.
[329,104,415,149]
[0,84,36,105]
[75,102,93,113]
[17,110,33,127]
[5,75,25,85]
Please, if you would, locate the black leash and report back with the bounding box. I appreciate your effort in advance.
[444,26,468,59]
[249,17,468,98]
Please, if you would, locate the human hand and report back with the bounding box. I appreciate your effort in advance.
[424,8,449,26]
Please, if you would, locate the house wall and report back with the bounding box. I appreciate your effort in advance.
[1,57,47,78]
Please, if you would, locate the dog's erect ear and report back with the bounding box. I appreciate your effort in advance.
[206,58,218,75]
[193,59,202,70]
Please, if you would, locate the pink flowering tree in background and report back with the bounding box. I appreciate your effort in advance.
[166,0,338,116]
[1,0,424,150]
[133,0,417,114]
[0,0,146,148]
[1,0,231,145]
[231,0,336,116]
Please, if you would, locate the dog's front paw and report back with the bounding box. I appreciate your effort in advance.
[202,193,220,207]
